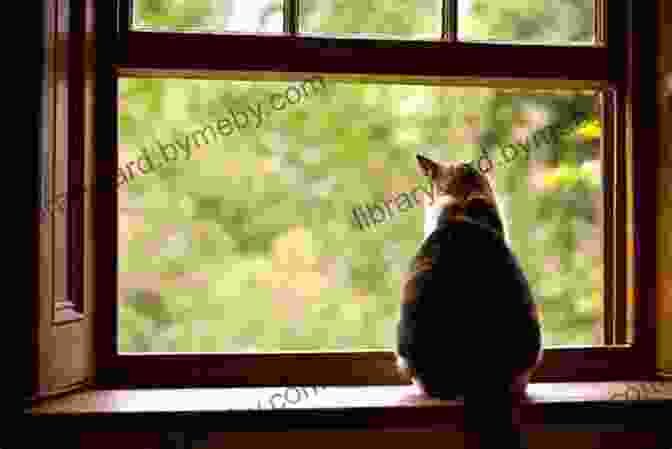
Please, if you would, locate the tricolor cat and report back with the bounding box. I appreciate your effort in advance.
[396,155,543,447]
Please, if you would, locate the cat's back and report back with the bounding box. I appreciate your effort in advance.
[409,217,537,338]
[416,217,525,289]
[400,218,541,383]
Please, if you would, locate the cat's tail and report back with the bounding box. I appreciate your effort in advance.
[462,387,528,449]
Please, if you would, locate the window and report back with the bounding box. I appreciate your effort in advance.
[41,0,85,324]
[118,82,602,354]
[31,0,95,401]
[33,0,663,395]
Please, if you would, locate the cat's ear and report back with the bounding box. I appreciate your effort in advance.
[416,154,439,180]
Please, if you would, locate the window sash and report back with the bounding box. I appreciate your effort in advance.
[48,0,85,324]
[31,0,94,403]
[123,0,599,45]
[98,347,648,388]
[116,33,613,83]
[88,0,658,388]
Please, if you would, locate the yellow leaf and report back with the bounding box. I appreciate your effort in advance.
[575,119,602,140]
[542,170,560,189]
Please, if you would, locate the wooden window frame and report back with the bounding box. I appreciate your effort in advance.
[32,0,96,401]
[49,0,85,325]
[30,0,666,397]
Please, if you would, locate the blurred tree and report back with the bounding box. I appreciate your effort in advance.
[119,0,601,352]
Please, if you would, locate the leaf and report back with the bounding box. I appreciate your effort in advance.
[574,119,602,140]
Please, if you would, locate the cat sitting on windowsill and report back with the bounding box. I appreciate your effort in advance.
[396,155,543,448]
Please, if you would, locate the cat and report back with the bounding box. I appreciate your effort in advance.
[396,154,543,448]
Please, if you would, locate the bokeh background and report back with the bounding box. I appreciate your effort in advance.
[119,0,605,353]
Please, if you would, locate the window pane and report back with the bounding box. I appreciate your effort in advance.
[458,0,595,44]
[299,0,443,39]
[118,77,603,352]
[132,0,283,33]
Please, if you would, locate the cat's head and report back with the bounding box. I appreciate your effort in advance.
[415,154,504,237]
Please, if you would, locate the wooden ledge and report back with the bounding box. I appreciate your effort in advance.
[25,382,672,432]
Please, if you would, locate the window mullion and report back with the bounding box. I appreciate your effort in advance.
[116,0,131,64]
[443,0,458,42]
[613,86,629,344]
[284,0,298,35]
[118,0,131,34]
[118,33,612,82]
[594,0,607,45]
[602,90,615,345]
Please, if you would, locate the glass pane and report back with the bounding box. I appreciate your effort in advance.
[458,0,595,44]
[299,0,443,39]
[118,77,603,352]
[132,0,283,33]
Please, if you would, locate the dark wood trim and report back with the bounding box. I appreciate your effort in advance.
[613,76,628,345]
[117,69,607,90]
[595,0,606,45]
[31,0,97,402]
[28,379,93,404]
[627,0,659,378]
[284,0,297,35]
[656,0,672,378]
[36,0,58,397]
[599,85,628,347]
[51,0,84,326]
[89,1,659,388]
[67,0,86,322]
[607,3,632,345]
[116,0,131,36]
[25,383,672,434]
[52,0,70,323]
[444,0,457,42]
[604,0,629,347]
[93,347,655,389]
[27,381,672,415]
[47,0,86,326]
[94,0,121,386]
[26,402,672,433]
[116,32,612,81]
[54,300,83,324]
[25,426,668,449]
[29,0,50,402]
[602,90,615,345]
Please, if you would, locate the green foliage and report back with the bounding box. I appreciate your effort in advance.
[120,0,600,352]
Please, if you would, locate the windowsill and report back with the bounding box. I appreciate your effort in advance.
[25,381,672,432]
